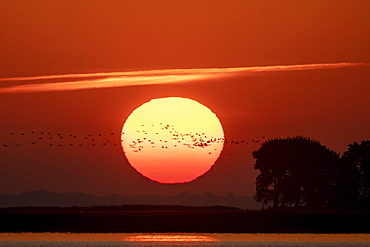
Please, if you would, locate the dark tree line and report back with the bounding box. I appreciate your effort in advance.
[252,136,370,211]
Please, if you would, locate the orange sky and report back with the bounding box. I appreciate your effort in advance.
[0,1,369,197]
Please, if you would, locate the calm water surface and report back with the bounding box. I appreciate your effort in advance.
[0,233,369,247]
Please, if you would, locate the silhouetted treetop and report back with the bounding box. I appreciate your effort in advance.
[342,140,370,205]
[252,136,340,210]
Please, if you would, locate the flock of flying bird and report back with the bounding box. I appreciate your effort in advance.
[1,131,121,148]
[1,123,266,155]
[125,123,265,154]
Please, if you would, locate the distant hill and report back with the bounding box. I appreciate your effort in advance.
[0,190,260,210]
[0,204,243,215]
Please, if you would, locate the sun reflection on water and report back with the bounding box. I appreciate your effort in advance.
[122,234,218,242]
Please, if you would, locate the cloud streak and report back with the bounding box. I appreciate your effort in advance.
[0,63,366,94]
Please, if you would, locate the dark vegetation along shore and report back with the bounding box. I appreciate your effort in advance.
[1,205,369,233]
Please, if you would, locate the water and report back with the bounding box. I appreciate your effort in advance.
[1,243,370,247]
[1,233,369,247]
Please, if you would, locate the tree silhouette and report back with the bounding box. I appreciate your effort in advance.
[252,136,340,210]
[342,140,370,208]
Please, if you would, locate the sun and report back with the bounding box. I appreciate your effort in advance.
[121,97,225,184]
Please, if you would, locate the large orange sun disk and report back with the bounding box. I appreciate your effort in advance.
[121,97,224,184]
